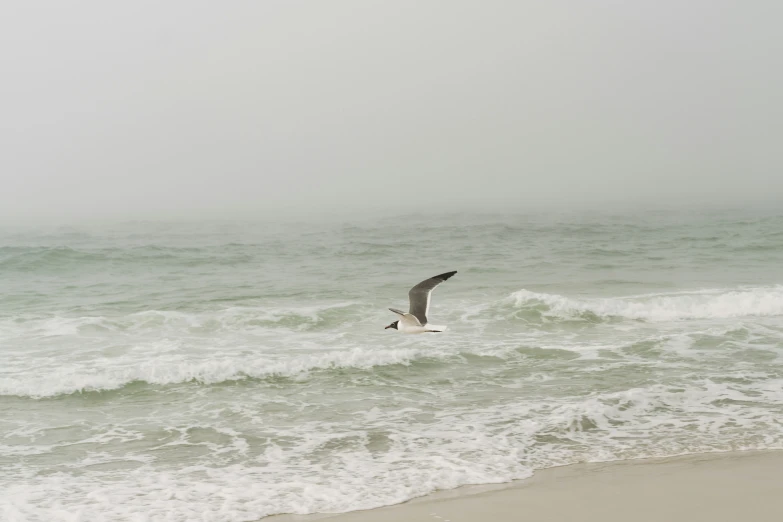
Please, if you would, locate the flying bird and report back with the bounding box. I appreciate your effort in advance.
[385,271,457,333]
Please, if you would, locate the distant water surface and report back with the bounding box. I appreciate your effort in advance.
[1,209,782,521]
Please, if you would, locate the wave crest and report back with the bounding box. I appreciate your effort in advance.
[509,286,783,321]
[0,346,441,398]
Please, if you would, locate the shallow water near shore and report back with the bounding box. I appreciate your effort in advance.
[2,208,783,520]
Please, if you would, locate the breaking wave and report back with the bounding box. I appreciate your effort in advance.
[0,346,448,398]
[509,286,783,322]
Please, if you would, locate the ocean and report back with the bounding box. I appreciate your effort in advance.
[1,208,782,521]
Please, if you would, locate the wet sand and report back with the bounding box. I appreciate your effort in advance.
[271,451,783,522]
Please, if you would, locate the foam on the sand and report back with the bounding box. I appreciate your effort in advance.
[272,451,783,522]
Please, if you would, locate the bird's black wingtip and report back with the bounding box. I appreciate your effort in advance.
[435,270,457,281]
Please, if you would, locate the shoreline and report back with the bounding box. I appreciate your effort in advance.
[269,450,783,521]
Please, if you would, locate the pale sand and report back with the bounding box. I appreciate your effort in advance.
[271,451,783,521]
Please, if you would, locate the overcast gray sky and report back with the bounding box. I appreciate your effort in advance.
[2,1,781,221]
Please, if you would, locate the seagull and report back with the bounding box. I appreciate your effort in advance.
[385,271,457,333]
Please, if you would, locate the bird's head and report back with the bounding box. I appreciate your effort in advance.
[384,320,399,330]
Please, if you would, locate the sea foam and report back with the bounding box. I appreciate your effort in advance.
[510,286,783,321]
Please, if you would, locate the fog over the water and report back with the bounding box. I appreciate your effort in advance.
[1,1,781,221]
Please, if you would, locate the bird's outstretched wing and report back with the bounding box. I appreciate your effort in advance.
[408,271,457,325]
[388,308,422,327]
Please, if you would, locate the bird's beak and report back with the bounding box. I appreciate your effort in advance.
[384,324,392,329]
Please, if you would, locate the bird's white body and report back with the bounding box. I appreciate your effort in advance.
[397,313,447,334]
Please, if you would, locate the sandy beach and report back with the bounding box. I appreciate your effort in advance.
[272,451,783,522]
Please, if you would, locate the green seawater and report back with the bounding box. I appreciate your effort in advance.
[1,208,782,521]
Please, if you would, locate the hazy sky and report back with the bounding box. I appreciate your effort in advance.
[2,1,781,220]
